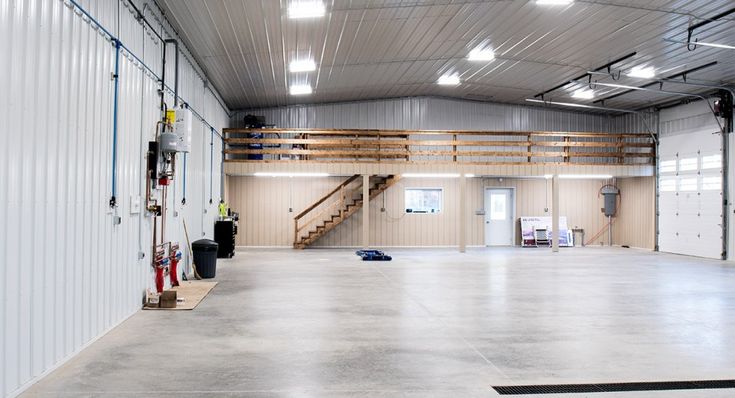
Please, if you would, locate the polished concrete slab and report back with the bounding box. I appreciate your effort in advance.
[22,247,735,397]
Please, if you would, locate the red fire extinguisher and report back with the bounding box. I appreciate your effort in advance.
[169,250,182,287]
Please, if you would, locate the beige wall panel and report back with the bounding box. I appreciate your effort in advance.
[613,177,656,249]
[228,176,655,248]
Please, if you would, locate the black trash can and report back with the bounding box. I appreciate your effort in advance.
[192,239,219,278]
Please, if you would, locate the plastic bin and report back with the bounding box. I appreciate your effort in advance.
[192,239,219,278]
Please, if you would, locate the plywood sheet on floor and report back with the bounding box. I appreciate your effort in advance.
[144,281,218,310]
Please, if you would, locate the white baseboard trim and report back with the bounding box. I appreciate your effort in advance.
[7,309,139,398]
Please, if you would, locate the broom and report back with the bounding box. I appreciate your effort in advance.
[183,219,202,280]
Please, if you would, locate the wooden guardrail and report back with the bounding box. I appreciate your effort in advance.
[222,128,655,165]
[293,175,360,244]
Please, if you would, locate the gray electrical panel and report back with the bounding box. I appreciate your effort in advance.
[601,186,619,217]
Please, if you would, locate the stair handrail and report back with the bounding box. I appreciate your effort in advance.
[294,174,359,244]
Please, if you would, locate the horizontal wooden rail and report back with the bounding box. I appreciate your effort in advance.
[223,128,655,166]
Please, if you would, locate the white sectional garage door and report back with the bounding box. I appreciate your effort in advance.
[658,103,723,259]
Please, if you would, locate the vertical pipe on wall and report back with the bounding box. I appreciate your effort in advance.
[552,174,560,252]
[363,175,370,249]
[722,94,732,260]
[459,174,467,252]
[182,153,187,204]
[110,39,121,208]
[209,127,214,203]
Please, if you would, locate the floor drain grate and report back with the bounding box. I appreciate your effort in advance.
[493,380,735,395]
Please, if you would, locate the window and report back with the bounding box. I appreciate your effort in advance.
[701,154,722,170]
[490,194,507,220]
[405,188,442,214]
[702,176,721,191]
[660,178,676,192]
[679,178,697,191]
[659,160,676,173]
[679,157,698,171]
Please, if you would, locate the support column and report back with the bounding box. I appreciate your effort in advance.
[552,174,560,253]
[459,174,467,253]
[363,174,370,249]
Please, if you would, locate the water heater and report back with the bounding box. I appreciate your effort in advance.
[175,106,193,153]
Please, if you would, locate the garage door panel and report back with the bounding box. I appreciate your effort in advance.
[658,125,723,259]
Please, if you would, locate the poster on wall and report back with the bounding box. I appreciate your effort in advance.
[520,216,572,247]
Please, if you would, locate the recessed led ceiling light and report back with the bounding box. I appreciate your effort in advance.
[437,74,461,85]
[536,0,574,4]
[468,47,495,62]
[289,84,312,95]
[288,1,325,19]
[627,65,656,79]
[572,88,594,99]
[289,59,316,73]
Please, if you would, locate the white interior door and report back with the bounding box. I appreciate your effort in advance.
[485,188,514,246]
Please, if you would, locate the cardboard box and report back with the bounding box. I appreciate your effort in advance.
[160,290,177,309]
[145,292,160,308]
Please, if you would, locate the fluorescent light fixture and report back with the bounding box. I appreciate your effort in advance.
[402,173,461,178]
[544,174,553,179]
[464,174,476,178]
[289,59,316,73]
[559,174,613,179]
[254,172,329,177]
[627,65,656,79]
[288,1,325,19]
[468,47,495,62]
[437,74,461,86]
[289,84,312,95]
[536,0,574,4]
[572,88,595,99]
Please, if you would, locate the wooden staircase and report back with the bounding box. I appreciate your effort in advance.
[293,175,401,249]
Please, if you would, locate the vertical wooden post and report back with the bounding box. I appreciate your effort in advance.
[564,136,570,162]
[552,174,560,253]
[459,174,467,253]
[527,134,532,163]
[362,174,370,249]
[453,133,458,162]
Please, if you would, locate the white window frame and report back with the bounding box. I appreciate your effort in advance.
[404,187,444,215]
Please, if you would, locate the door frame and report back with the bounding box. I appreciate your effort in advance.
[483,186,517,246]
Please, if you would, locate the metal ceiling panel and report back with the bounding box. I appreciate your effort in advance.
[157,0,735,110]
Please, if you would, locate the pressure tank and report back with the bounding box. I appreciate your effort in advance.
[175,106,193,153]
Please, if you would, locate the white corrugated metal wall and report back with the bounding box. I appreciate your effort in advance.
[231,97,649,133]
[0,1,228,396]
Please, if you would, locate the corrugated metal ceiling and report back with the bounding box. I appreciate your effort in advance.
[156,0,735,111]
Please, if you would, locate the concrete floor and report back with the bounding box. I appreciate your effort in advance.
[22,247,735,397]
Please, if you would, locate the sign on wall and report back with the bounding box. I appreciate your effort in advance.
[520,216,572,247]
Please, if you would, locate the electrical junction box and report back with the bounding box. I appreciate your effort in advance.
[130,196,141,214]
[601,186,619,217]
[175,106,193,153]
[159,132,178,153]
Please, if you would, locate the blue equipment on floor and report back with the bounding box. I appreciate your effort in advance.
[355,249,392,261]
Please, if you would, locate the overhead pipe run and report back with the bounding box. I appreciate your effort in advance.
[579,80,725,134]
[685,7,735,51]
[592,62,717,104]
[533,52,636,99]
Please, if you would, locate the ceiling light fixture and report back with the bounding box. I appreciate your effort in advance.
[468,47,495,62]
[627,65,656,79]
[289,59,316,73]
[289,84,312,95]
[402,173,461,178]
[536,0,574,5]
[572,88,595,99]
[437,74,461,85]
[288,1,326,19]
[254,172,329,177]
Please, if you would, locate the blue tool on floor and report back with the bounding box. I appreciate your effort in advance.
[355,249,392,261]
